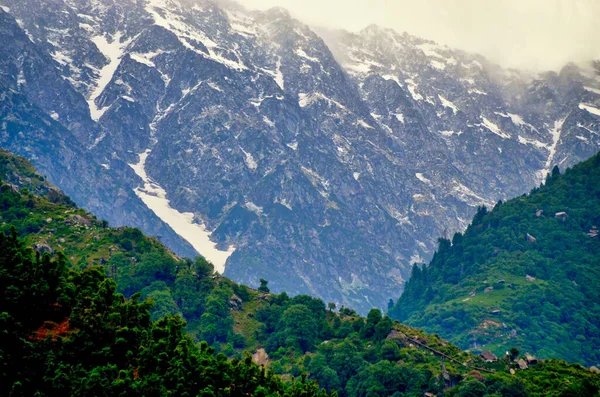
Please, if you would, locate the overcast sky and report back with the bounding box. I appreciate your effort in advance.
[236,0,600,72]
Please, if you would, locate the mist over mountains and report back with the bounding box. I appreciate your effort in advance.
[0,0,599,313]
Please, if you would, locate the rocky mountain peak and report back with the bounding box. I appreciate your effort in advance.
[0,0,599,313]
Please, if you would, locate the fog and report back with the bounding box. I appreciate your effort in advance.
[237,0,600,72]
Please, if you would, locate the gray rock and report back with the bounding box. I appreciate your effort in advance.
[1,0,599,313]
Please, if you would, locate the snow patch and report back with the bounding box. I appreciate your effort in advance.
[89,33,132,121]
[295,48,319,63]
[468,88,487,95]
[439,130,463,137]
[382,74,401,86]
[577,123,600,136]
[579,103,600,117]
[416,42,445,59]
[495,112,537,130]
[129,52,158,67]
[430,60,445,71]
[451,181,493,207]
[543,118,566,176]
[244,201,263,216]
[274,197,292,210]
[207,82,223,92]
[357,120,374,129]
[145,1,247,71]
[584,86,600,95]
[410,252,423,265]
[480,117,510,139]
[385,205,413,226]
[129,149,234,273]
[344,57,382,75]
[298,92,347,110]
[262,115,275,127]
[415,173,431,184]
[404,79,422,101]
[517,135,548,149]
[240,147,258,170]
[273,57,284,90]
[438,95,458,114]
[51,50,74,66]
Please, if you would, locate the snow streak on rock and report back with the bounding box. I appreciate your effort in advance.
[129,150,234,273]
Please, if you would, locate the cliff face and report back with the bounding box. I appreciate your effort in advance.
[1,0,599,312]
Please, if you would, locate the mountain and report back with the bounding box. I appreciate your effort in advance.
[389,152,600,367]
[2,148,599,396]
[0,7,199,259]
[0,176,330,396]
[1,0,600,313]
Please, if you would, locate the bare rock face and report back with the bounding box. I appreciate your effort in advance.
[229,295,243,311]
[518,359,528,370]
[252,348,269,366]
[65,214,92,227]
[1,1,599,313]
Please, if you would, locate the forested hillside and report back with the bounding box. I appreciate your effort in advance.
[390,152,600,367]
[2,149,600,396]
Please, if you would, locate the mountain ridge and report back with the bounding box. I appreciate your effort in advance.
[0,0,599,313]
[390,152,600,367]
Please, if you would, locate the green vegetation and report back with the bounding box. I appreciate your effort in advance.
[390,155,600,367]
[2,149,600,396]
[0,227,331,396]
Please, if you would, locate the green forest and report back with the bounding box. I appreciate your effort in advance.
[390,154,600,367]
[1,148,600,396]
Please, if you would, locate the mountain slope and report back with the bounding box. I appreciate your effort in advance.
[0,8,199,259]
[390,153,600,367]
[2,149,600,396]
[1,0,600,313]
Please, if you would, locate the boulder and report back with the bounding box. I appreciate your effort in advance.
[525,274,536,282]
[518,359,528,370]
[229,294,243,311]
[535,209,543,217]
[555,212,568,222]
[481,350,498,362]
[525,353,537,364]
[526,233,537,244]
[1,183,20,194]
[65,214,92,227]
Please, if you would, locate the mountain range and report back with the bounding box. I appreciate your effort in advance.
[2,147,599,395]
[1,0,599,312]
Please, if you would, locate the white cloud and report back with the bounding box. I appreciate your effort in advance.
[236,0,600,71]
